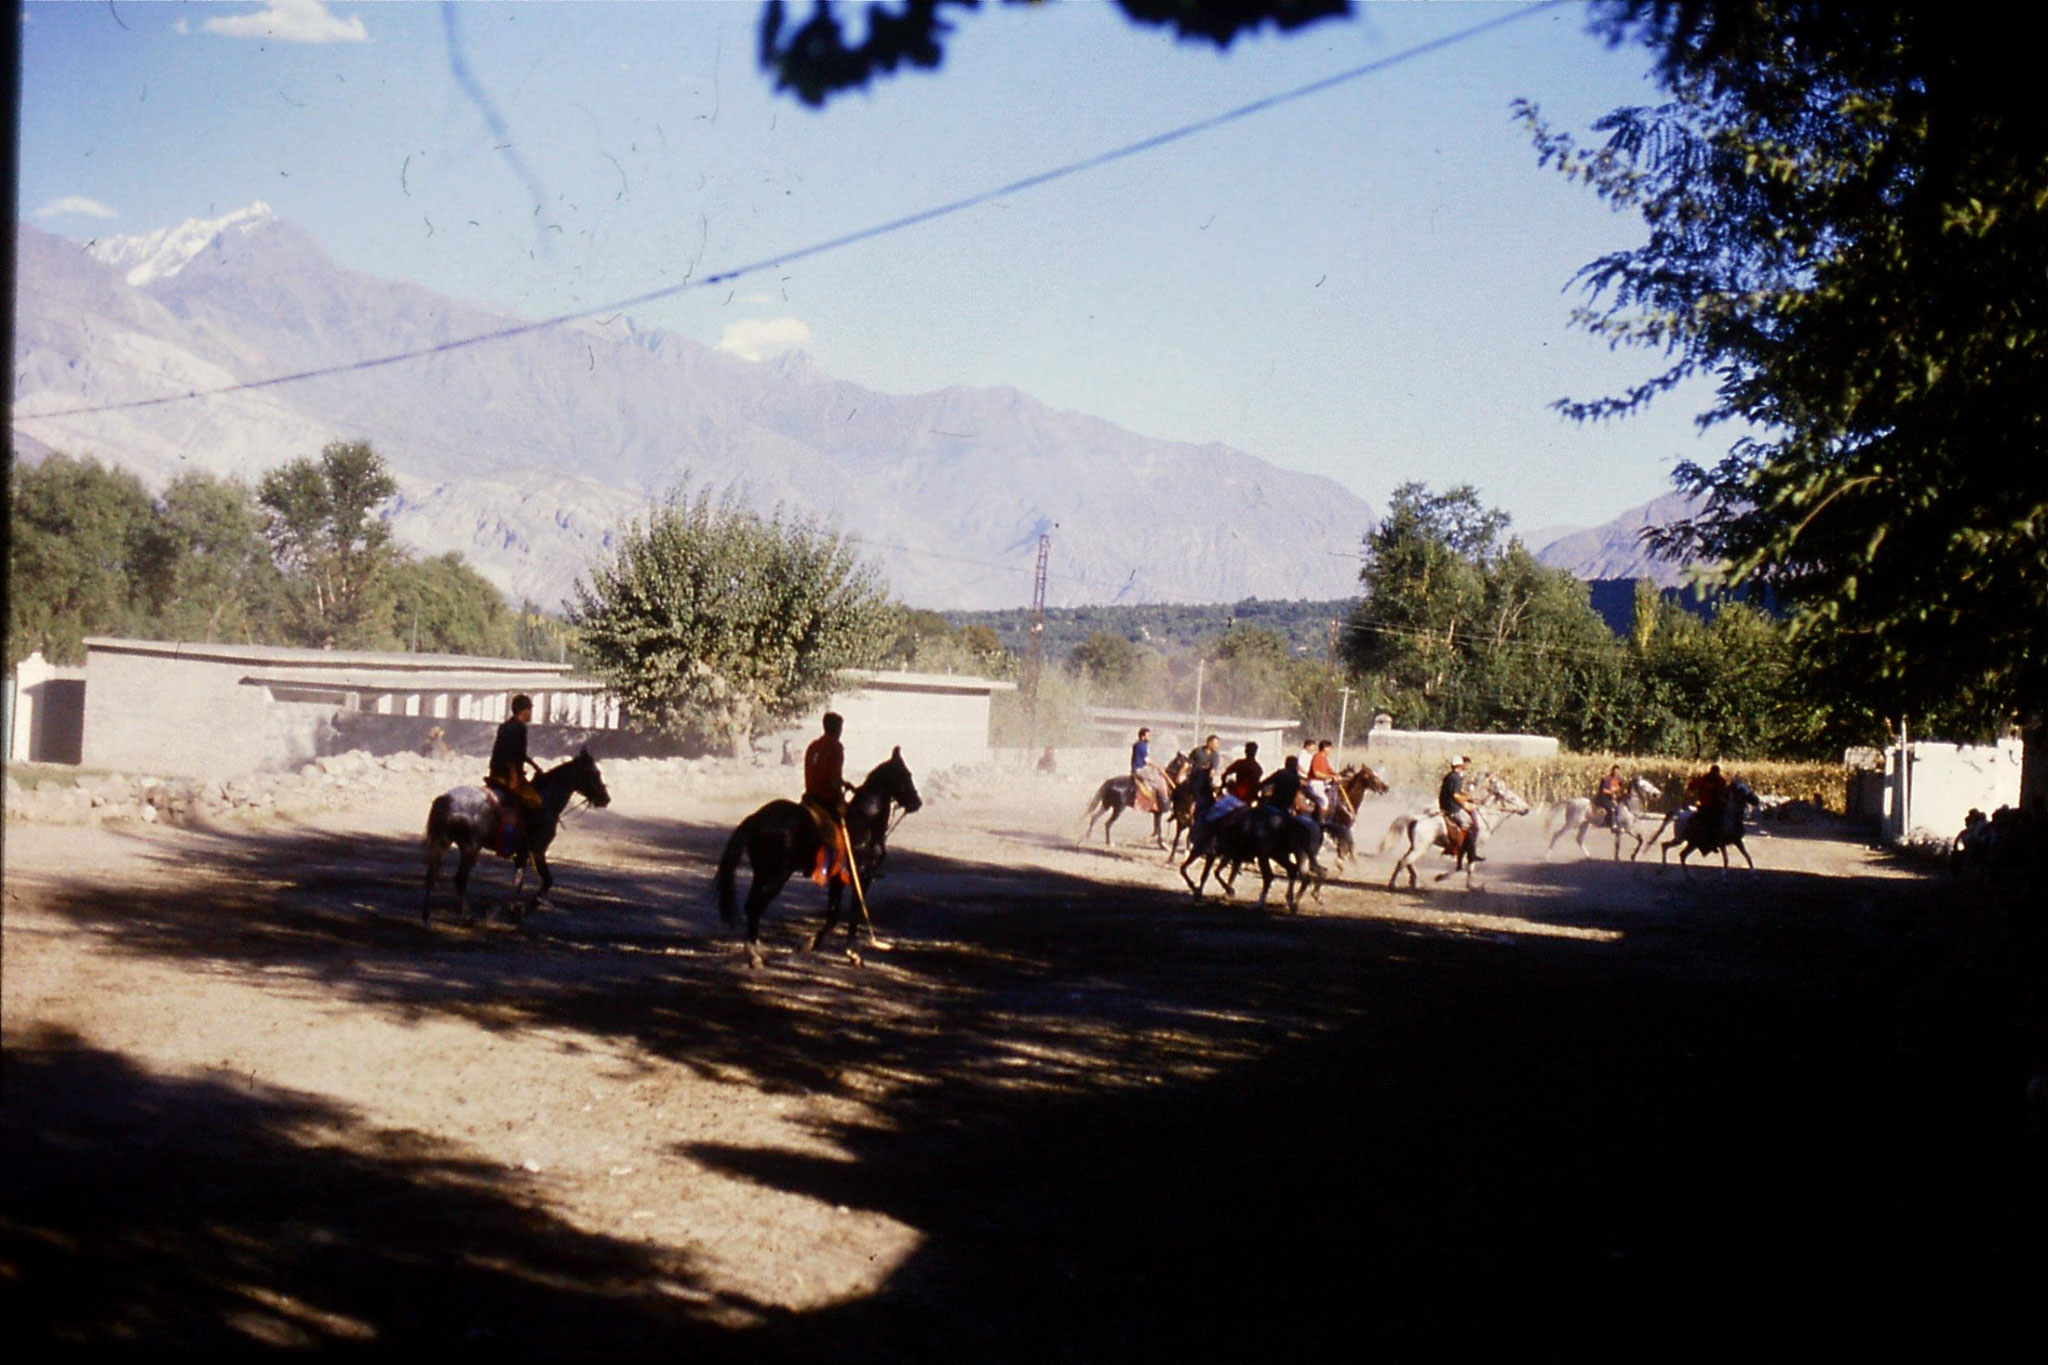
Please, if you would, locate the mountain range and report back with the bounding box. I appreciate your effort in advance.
[10,203,1693,609]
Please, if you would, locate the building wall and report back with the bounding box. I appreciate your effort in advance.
[1882,739,2023,844]
[83,650,276,777]
[1362,727,1560,761]
[9,653,89,765]
[824,681,996,780]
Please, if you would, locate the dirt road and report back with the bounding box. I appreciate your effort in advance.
[4,763,2040,1353]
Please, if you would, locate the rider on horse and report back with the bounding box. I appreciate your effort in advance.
[1440,754,1485,863]
[1687,762,1730,832]
[485,694,545,855]
[1593,765,1627,827]
[1261,754,1306,814]
[1305,739,1342,818]
[804,712,857,882]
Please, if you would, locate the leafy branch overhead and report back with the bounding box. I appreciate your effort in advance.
[758,0,1350,106]
[1527,2,2047,786]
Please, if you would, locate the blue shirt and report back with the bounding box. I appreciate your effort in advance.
[1131,739,1151,772]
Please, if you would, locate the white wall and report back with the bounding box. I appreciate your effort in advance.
[1884,739,2023,844]
[1362,727,1560,761]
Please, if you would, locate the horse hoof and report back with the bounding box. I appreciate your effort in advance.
[845,949,864,967]
[745,945,766,969]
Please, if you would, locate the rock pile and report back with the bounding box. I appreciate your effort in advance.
[1,750,805,827]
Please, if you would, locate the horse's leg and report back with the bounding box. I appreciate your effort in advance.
[518,849,553,922]
[744,869,794,968]
[423,835,445,926]
[1734,837,1754,870]
[1103,804,1120,847]
[1151,810,1166,850]
[454,846,480,921]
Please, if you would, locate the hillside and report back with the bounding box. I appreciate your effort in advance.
[13,207,1376,612]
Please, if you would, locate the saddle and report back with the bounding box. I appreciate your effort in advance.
[1442,818,1469,858]
[802,795,853,886]
[484,775,537,857]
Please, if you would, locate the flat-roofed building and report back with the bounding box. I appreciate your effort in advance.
[79,637,619,779]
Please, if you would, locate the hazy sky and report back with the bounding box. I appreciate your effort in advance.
[18,0,1723,538]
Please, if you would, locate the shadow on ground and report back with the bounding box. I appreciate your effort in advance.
[7,813,2044,1352]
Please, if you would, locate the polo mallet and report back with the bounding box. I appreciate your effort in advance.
[837,818,891,951]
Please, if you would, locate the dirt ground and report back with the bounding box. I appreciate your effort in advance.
[4,764,2042,1354]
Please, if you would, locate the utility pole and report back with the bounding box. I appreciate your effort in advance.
[1023,532,1051,743]
[1193,658,1206,742]
[1336,685,1355,764]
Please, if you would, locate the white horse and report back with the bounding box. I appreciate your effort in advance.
[1379,774,1532,890]
[1545,775,1665,861]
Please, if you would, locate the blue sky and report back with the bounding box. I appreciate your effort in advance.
[18,1,1722,538]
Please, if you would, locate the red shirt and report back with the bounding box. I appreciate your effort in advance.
[1307,750,1337,781]
[804,735,846,803]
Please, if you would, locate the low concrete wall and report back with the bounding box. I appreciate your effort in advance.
[1361,727,1560,761]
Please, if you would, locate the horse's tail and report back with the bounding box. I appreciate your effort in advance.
[425,794,452,851]
[1376,814,1412,857]
[715,814,755,927]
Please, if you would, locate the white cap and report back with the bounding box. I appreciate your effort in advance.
[1452,754,1470,766]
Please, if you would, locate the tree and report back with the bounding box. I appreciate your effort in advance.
[148,472,284,645]
[1343,483,1636,748]
[1524,2,2048,806]
[388,553,520,657]
[758,0,1348,106]
[570,489,895,756]
[6,452,158,665]
[1343,483,1505,714]
[257,440,401,649]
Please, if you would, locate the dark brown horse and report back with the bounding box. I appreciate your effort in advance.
[715,748,922,965]
[1082,752,1187,849]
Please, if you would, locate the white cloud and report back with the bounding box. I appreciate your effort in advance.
[716,317,815,363]
[34,196,117,220]
[202,0,367,44]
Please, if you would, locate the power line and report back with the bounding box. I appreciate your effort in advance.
[16,2,1564,423]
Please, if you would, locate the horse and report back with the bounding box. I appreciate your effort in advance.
[1179,795,1326,911]
[715,748,923,966]
[1316,764,1391,871]
[1639,779,1763,868]
[1165,760,1209,859]
[1379,774,1532,890]
[422,748,612,926]
[1545,774,1665,861]
[1082,752,1186,849]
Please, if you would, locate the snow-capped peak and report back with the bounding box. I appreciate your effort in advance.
[88,201,278,288]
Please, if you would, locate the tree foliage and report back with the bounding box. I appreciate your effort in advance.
[1524,2,2048,794]
[758,0,1348,106]
[389,554,520,657]
[6,453,159,665]
[570,489,895,755]
[7,444,524,666]
[258,440,401,649]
